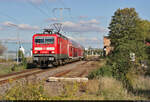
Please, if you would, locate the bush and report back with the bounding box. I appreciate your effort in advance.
[88,65,112,79]
[11,63,27,72]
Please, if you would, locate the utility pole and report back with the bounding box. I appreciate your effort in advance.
[4,40,8,61]
[17,30,20,64]
[8,23,20,64]
[52,8,71,23]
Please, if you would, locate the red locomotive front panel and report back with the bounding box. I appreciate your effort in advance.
[32,33,70,66]
[32,34,57,55]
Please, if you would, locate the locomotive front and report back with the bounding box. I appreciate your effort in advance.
[32,34,57,66]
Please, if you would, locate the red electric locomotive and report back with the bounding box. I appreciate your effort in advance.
[32,29,85,67]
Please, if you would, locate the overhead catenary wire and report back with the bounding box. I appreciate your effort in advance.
[0,11,20,23]
[52,8,59,19]
[26,0,50,17]
[59,0,66,8]
[42,0,52,15]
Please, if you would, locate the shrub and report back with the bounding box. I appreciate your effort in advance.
[88,65,112,79]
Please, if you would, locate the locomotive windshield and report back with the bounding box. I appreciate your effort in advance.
[35,36,54,44]
[35,37,44,44]
[45,37,54,44]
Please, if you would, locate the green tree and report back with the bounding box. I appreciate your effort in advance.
[107,8,148,91]
[109,8,143,46]
[139,20,150,42]
[139,20,150,62]
[108,8,147,64]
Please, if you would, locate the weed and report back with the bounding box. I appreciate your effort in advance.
[61,82,79,98]
[86,79,100,95]
[98,77,143,100]
[3,82,50,100]
[88,65,112,79]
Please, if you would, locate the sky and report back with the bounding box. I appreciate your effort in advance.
[0,0,150,48]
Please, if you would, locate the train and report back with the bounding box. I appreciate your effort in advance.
[32,29,85,67]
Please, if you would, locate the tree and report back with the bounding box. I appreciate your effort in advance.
[107,8,148,91]
[138,20,150,42]
[109,8,142,47]
[108,8,147,64]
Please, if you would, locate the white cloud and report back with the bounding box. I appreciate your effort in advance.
[62,19,108,33]
[79,19,100,25]
[75,37,99,42]
[45,17,60,22]
[2,21,16,27]
[2,21,40,30]
[18,24,39,30]
[91,37,99,41]
[30,0,43,4]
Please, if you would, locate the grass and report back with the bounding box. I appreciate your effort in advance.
[0,63,27,76]
[133,76,150,90]
[0,57,29,76]
[98,77,143,100]
[0,56,33,76]
[43,77,147,100]
[126,71,150,98]
[1,76,148,100]
[87,58,150,100]
[2,82,50,100]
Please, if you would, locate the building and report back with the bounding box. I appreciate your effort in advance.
[103,36,113,55]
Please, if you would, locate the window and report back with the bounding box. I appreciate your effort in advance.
[45,37,55,44]
[35,37,44,44]
[35,36,55,44]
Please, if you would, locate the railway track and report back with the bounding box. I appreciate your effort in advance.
[0,68,44,85]
[0,61,89,85]
[51,61,90,78]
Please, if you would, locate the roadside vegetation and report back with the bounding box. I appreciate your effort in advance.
[89,8,150,100]
[0,50,29,76]
[1,78,144,100]
[2,82,49,100]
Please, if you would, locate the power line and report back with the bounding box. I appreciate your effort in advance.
[42,0,52,14]
[60,0,74,21]
[52,8,58,18]
[0,11,20,23]
[54,0,73,21]
[26,0,50,17]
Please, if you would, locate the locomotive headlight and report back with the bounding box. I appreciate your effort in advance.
[51,51,55,53]
[47,47,55,50]
[34,47,42,50]
[34,51,38,54]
